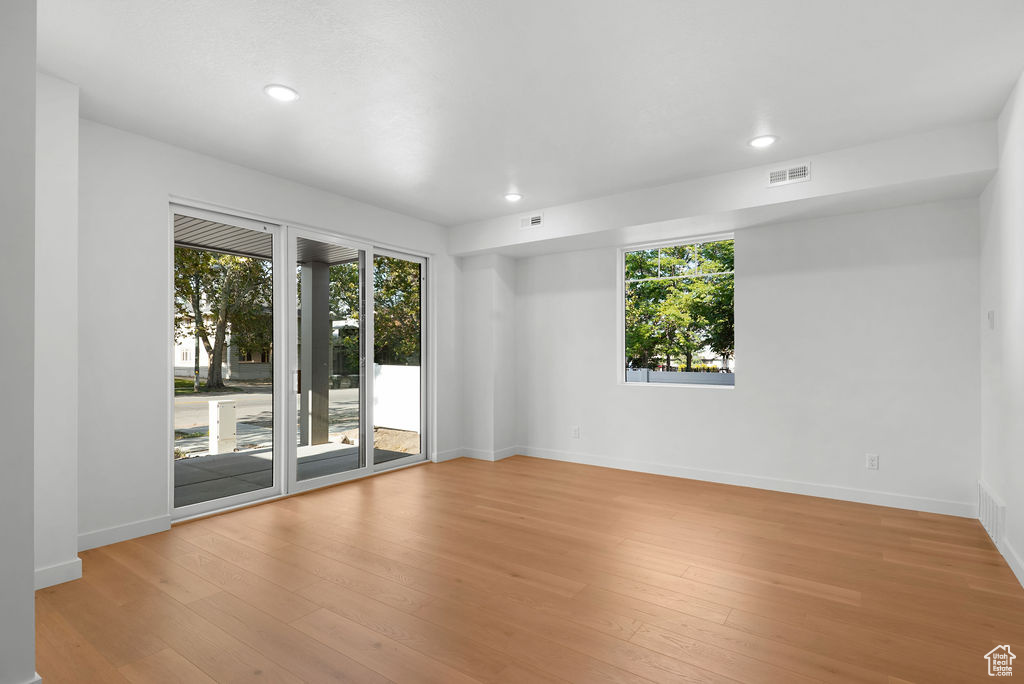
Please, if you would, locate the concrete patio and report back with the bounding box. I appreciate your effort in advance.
[174,383,418,507]
[173,446,412,508]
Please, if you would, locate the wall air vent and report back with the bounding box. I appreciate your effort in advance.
[767,162,812,187]
[520,212,544,229]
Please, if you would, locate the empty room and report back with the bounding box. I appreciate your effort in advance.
[4,1,1024,682]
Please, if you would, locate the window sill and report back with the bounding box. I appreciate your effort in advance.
[624,369,734,387]
[619,380,734,390]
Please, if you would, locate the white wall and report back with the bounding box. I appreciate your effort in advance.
[492,256,517,455]
[457,257,495,457]
[35,72,82,589]
[0,1,40,682]
[980,70,1024,583]
[78,120,459,548]
[455,253,517,460]
[513,200,980,515]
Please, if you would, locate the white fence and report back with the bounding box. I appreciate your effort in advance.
[173,362,271,381]
[177,362,421,433]
[373,364,421,433]
[626,369,734,386]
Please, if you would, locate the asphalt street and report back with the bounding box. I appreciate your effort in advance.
[174,386,360,429]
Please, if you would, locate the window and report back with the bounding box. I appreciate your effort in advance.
[622,237,734,386]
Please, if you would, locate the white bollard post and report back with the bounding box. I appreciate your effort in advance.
[209,399,237,454]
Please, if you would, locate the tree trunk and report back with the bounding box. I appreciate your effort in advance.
[207,323,226,388]
[684,349,693,372]
[200,332,216,384]
[205,276,231,389]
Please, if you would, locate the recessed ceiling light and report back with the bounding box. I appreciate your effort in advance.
[505,193,523,202]
[748,135,777,148]
[264,84,299,102]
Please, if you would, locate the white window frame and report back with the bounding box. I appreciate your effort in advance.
[167,203,288,519]
[285,225,375,495]
[369,247,429,473]
[616,232,735,390]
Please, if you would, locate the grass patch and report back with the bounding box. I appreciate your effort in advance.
[174,378,203,395]
[174,429,207,440]
[174,378,242,395]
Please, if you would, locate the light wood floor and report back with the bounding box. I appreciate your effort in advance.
[37,456,1024,683]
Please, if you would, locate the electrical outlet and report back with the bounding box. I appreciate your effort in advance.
[865,453,879,470]
[571,425,581,439]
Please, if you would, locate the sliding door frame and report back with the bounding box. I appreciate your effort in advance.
[285,225,376,495]
[168,201,433,520]
[370,247,429,471]
[167,203,287,521]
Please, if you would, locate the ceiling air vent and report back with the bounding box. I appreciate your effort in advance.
[767,162,811,187]
[520,212,544,229]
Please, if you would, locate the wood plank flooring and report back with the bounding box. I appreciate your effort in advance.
[36,455,1024,683]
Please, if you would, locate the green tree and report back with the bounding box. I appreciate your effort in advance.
[373,256,421,365]
[328,262,360,320]
[174,247,273,389]
[623,240,734,372]
[625,281,661,369]
[690,241,734,362]
[658,285,705,371]
[328,262,361,374]
[174,248,211,391]
[321,256,422,367]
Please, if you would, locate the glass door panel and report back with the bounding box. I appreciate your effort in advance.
[295,236,366,481]
[173,214,431,517]
[172,211,278,512]
[372,253,424,466]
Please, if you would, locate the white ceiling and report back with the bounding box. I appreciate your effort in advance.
[38,1,1024,226]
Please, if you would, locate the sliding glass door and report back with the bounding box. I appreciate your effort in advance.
[286,236,428,492]
[371,252,426,469]
[290,235,369,489]
[170,207,284,517]
[172,210,428,517]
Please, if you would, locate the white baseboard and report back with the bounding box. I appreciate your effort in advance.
[1001,538,1024,589]
[518,446,976,518]
[34,556,82,589]
[461,446,517,462]
[493,446,517,461]
[433,449,463,463]
[78,514,171,551]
